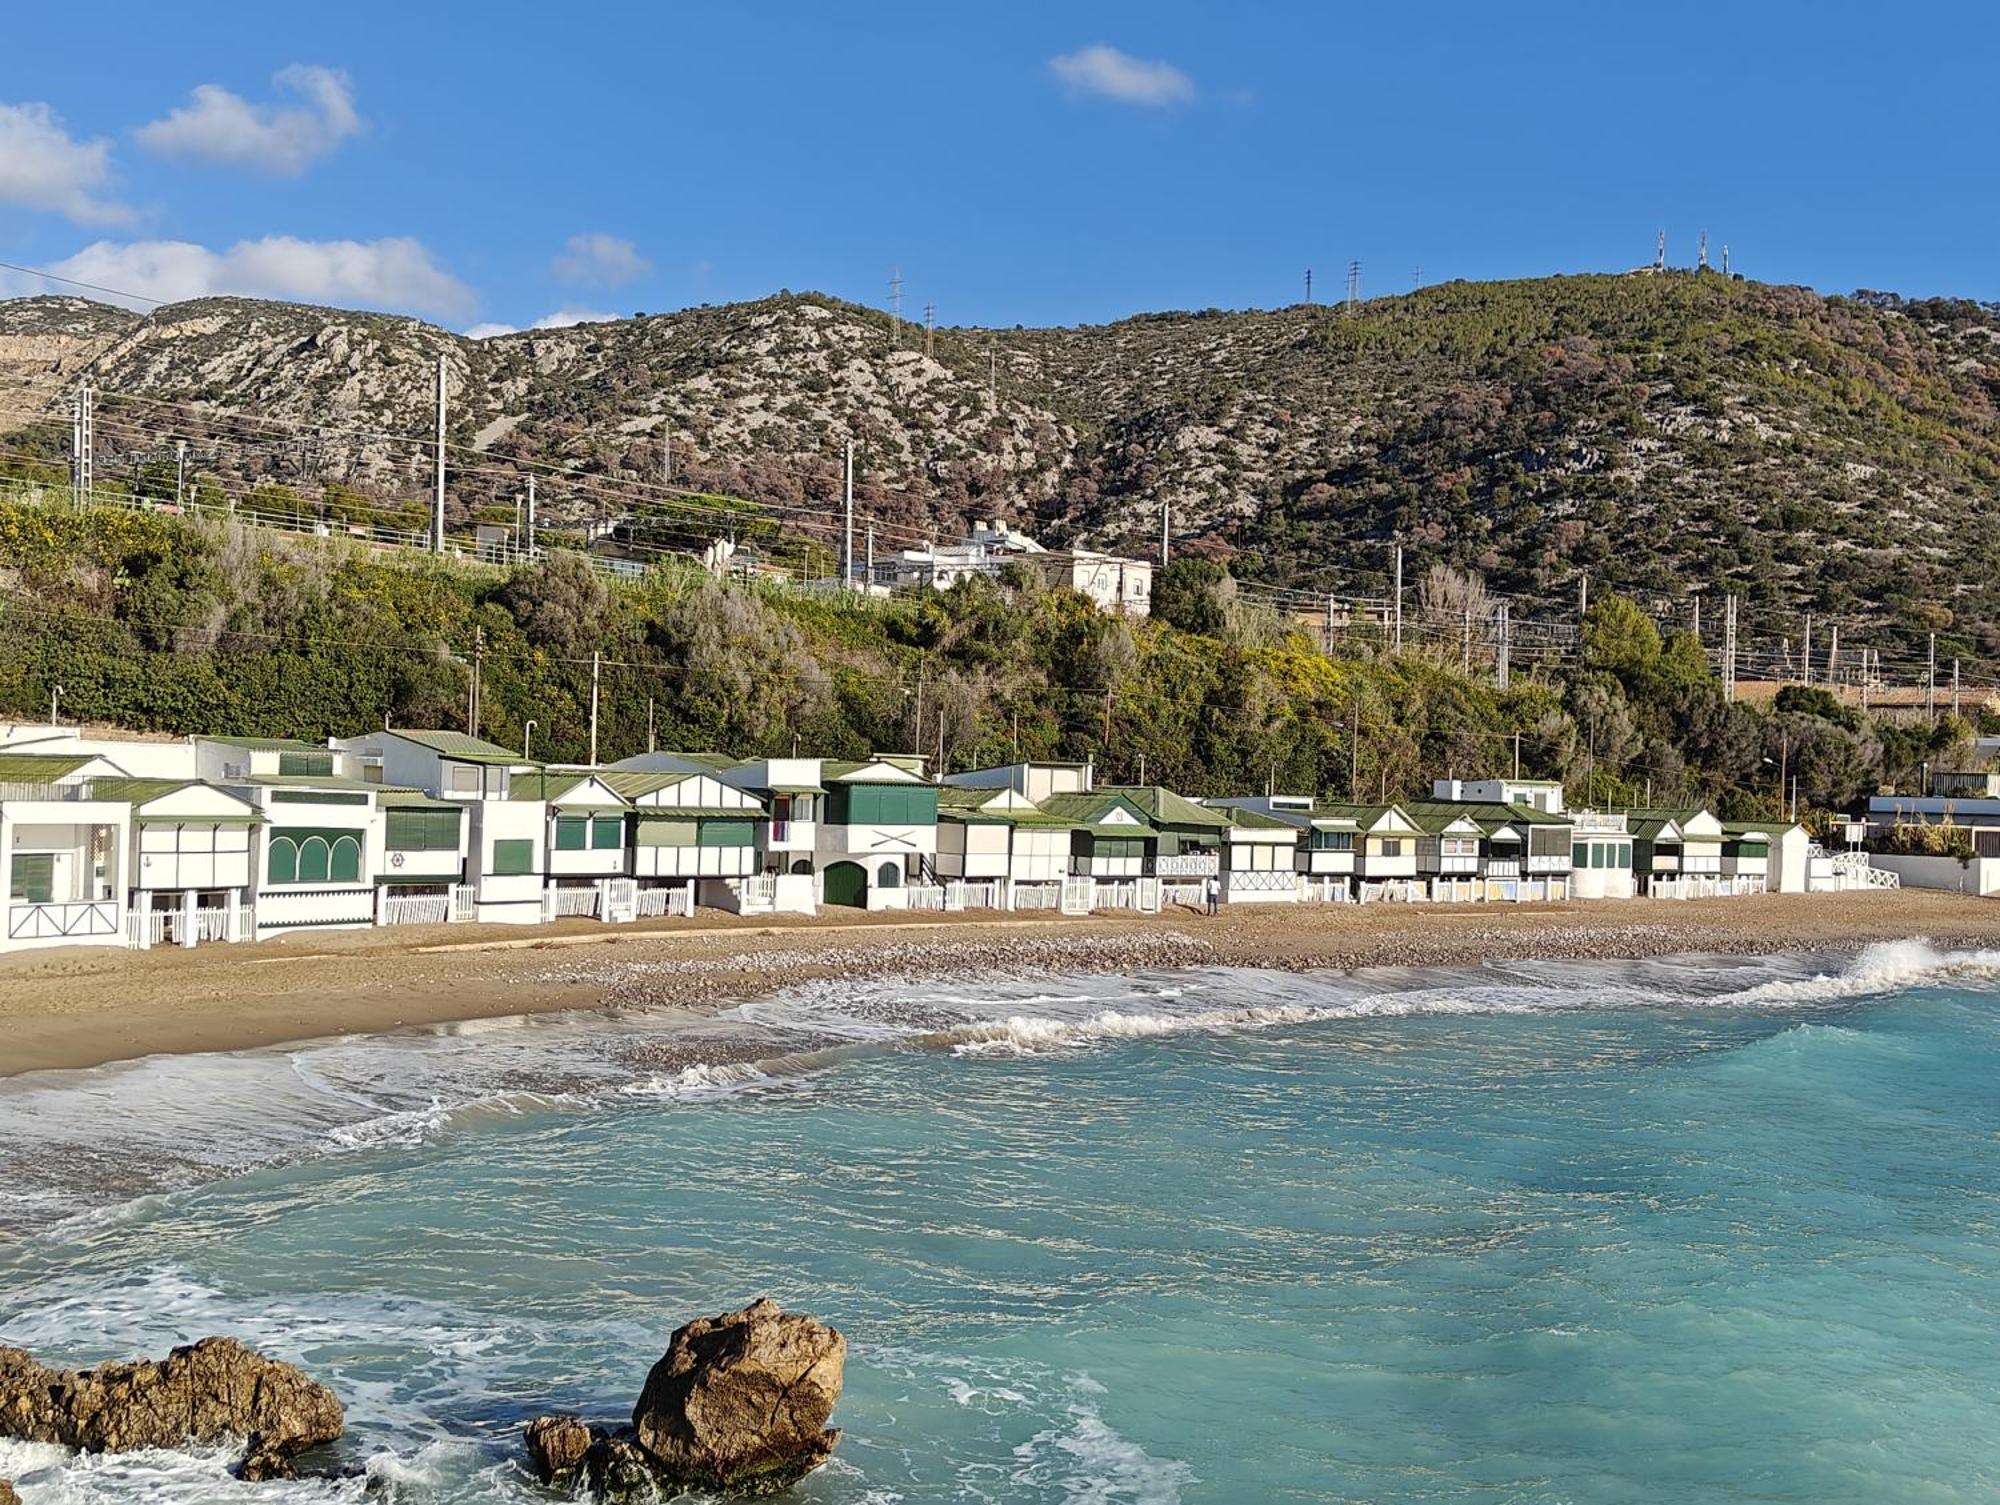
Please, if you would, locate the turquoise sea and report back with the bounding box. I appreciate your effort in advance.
[2,940,1998,1502]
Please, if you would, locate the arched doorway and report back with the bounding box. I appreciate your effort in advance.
[822,861,867,908]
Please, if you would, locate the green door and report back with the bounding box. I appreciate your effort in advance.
[822,861,867,908]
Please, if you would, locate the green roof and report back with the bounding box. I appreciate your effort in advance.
[1413,796,1570,827]
[199,735,323,752]
[1221,806,1299,832]
[375,788,461,812]
[511,771,629,805]
[1038,791,1158,838]
[0,752,96,783]
[1311,802,1403,828]
[823,759,928,785]
[937,788,1078,829]
[384,729,525,764]
[242,772,384,790]
[1721,821,1779,841]
[1102,785,1231,831]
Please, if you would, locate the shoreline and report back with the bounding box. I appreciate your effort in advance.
[1,890,1996,1078]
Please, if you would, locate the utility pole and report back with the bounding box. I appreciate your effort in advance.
[1927,633,1937,722]
[71,379,93,508]
[1827,624,1839,689]
[842,440,855,591]
[1392,544,1404,652]
[1461,605,1472,673]
[662,423,672,485]
[1345,260,1360,315]
[924,302,935,359]
[647,696,656,754]
[1160,500,1171,567]
[433,355,447,554]
[174,439,188,506]
[1578,571,1589,622]
[468,626,484,735]
[888,268,902,345]
[1513,730,1522,780]
[865,517,876,592]
[1953,658,1961,719]
[1692,593,1701,639]
[1304,267,1313,304]
[1497,602,1511,689]
[1349,700,1360,798]
[989,345,997,406]
[526,475,537,559]
[1802,613,1813,686]
[588,652,602,766]
[1723,595,1738,702]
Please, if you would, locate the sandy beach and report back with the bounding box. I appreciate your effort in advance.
[1,889,1996,1077]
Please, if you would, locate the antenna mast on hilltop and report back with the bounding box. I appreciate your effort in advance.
[1304,267,1313,304]
[1345,260,1360,315]
[888,269,903,346]
[924,301,935,359]
[1654,230,1666,271]
[1722,243,1731,276]
[1698,231,1710,271]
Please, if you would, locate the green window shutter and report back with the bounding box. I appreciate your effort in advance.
[330,835,362,883]
[386,810,423,850]
[493,838,534,876]
[555,815,587,851]
[10,853,54,904]
[429,810,461,850]
[299,836,331,883]
[268,837,298,884]
[591,814,624,850]
[638,818,698,848]
[698,818,756,848]
[277,751,334,778]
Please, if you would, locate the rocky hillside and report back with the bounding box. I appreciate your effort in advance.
[2,274,1997,659]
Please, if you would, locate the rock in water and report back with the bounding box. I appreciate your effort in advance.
[0,1478,19,1505]
[524,1413,595,1485]
[631,1298,845,1494]
[0,1336,342,1468]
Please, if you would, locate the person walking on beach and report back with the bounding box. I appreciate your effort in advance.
[1205,873,1220,916]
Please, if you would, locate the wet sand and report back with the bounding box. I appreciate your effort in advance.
[2,890,1996,1077]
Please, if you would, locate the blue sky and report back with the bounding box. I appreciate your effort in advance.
[3,1,1994,332]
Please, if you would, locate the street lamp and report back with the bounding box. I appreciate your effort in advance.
[49,684,63,726]
[523,719,539,764]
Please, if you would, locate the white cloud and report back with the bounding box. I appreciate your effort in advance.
[135,65,362,176]
[0,101,133,225]
[461,308,621,340]
[41,236,474,317]
[551,233,651,287]
[531,307,619,329]
[1048,45,1194,107]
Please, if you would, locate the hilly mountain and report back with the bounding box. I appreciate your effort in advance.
[2,273,1997,665]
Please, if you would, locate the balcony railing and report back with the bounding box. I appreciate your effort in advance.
[1155,852,1220,878]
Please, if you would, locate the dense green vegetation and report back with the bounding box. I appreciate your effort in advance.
[0,497,1978,827]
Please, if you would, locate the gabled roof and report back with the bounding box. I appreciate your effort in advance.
[1310,801,1416,833]
[1720,822,1774,842]
[1101,785,1231,831]
[937,787,1077,829]
[92,777,265,821]
[600,768,768,813]
[1038,791,1158,838]
[1397,802,1490,836]
[511,771,631,809]
[1628,815,1685,842]
[1399,799,1558,835]
[382,728,526,764]
[823,759,929,785]
[1626,807,1722,838]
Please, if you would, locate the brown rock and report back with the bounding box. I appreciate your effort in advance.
[630,1297,844,1494]
[0,1478,19,1505]
[524,1413,595,1485]
[585,1430,660,1502]
[0,1336,342,1467]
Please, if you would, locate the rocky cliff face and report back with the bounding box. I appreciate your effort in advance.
[3,276,1997,644]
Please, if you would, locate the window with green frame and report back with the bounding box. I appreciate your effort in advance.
[1091,836,1143,861]
[277,751,335,778]
[1310,830,1354,851]
[9,853,54,904]
[591,814,624,850]
[554,815,588,851]
[492,838,534,876]
[698,818,756,848]
[385,808,460,851]
[268,827,363,885]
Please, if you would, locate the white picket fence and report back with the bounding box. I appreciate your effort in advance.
[635,884,694,919]
[1060,877,1096,915]
[946,880,1001,911]
[904,883,948,912]
[547,885,601,920]
[451,884,477,922]
[1011,882,1061,911]
[733,874,777,912]
[381,892,451,927]
[1300,877,1353,904]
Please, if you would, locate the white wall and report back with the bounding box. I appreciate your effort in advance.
[469,800,544,921]
[1869,853,2000,896]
